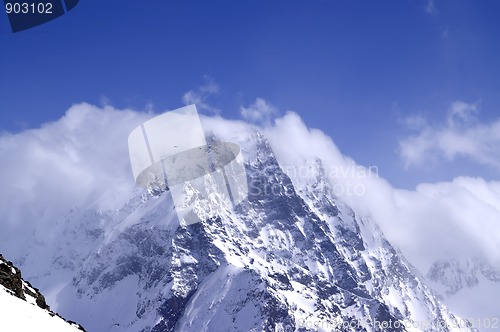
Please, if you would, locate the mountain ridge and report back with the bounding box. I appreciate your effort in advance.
[3,129,476,331]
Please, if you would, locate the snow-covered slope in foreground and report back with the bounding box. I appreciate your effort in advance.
[0,285,84,332]
[0,254,85,332]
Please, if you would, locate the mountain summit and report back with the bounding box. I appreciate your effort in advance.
[2,125,475,332]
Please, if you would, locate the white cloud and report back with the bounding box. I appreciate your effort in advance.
[0,103,152,239]
[181,76,220,113]
[399,101,500,170]
[447,100,479,127]
[240,98,278,125]
[441,25,450,38]
[259,112,500,272]
[2,103,498,271]
[425,0,438,16]
[402,114,428,130]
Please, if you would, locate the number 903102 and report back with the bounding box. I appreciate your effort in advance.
[5,2,53,14]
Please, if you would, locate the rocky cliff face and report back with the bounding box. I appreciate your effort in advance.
[1,253,48,308]
[426,256,500,321]
[427,257,500,297]
[2,131,477,332]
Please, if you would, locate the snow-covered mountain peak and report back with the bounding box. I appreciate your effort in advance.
[2,129,477,331]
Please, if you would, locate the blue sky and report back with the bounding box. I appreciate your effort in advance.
[1,0,500,188]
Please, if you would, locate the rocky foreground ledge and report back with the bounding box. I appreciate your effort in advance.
[0,253,86,332]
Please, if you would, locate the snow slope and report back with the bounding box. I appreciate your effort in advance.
[0,254,85,332]
[0,284,83,332]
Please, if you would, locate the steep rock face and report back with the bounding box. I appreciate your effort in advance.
[427,258,500,297]
[1,253,50,310]
[426,256,500,320]
[0,253,86,331]
[5,131,475,332]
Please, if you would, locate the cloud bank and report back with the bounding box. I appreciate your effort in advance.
[425,0,438,16]
[181,76,220,114]
[262,111,500,272]
[1,101,499,276]
[0,103,152,246]
[240,98,278,125]
[399,101,500,171]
